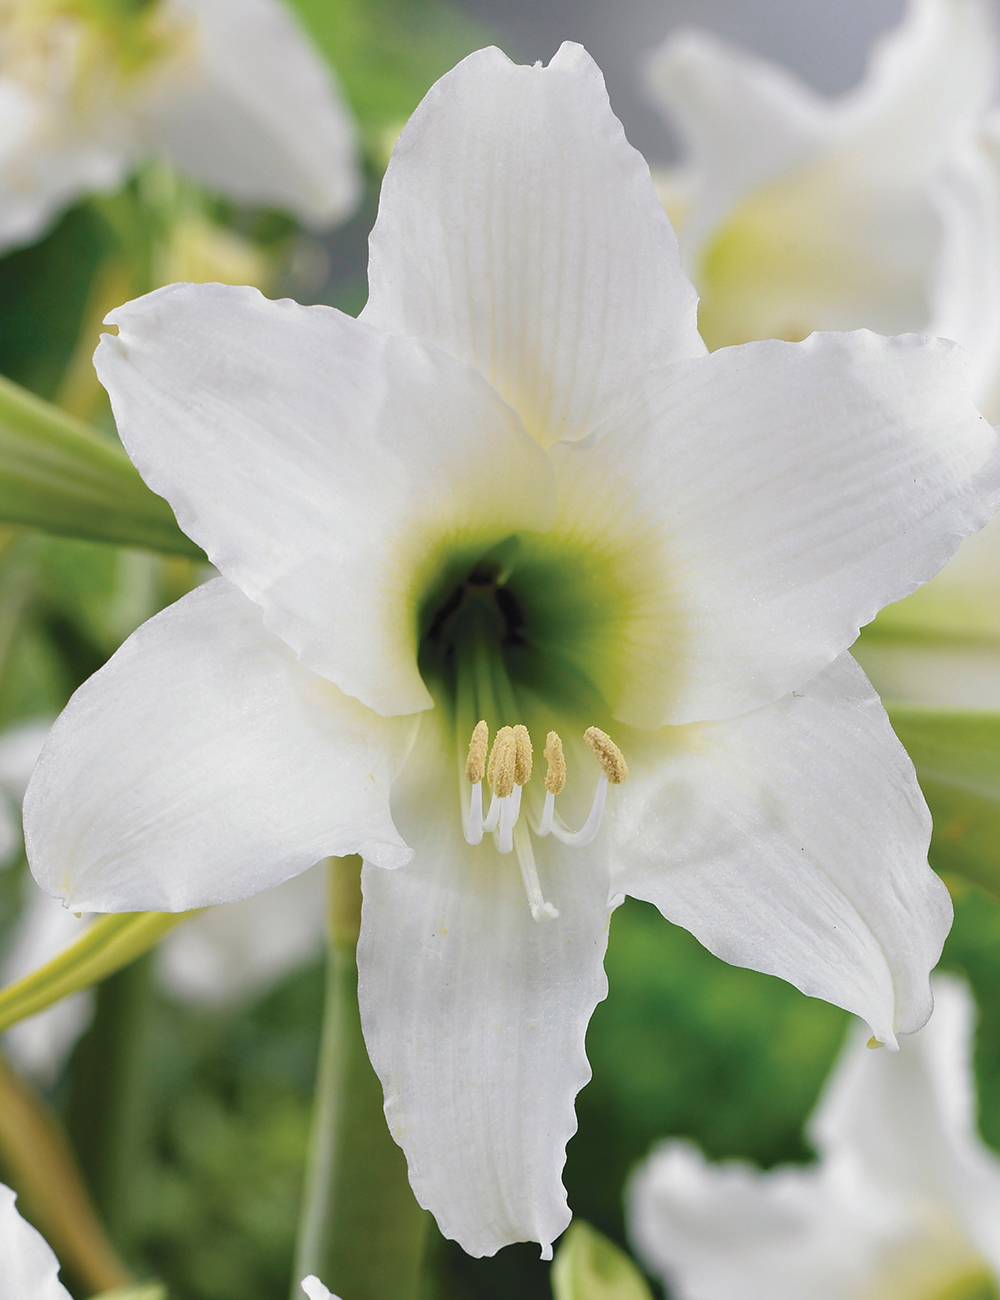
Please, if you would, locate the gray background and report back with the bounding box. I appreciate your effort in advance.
[450,0,909,162]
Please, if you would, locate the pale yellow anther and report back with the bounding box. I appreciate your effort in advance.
[487,726,516,798]
[544,731,566,795]
[584,727,628,784]
[512,724,532,786]
[465,720,488,785]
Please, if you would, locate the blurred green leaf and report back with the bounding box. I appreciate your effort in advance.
[551,1222,652,1300]
[0,911,197,1033]
[90,1287,167,1300]
[0,374,201,556]
[287,0,492,148]
[0,205,114,402]
[887,706,1000,900]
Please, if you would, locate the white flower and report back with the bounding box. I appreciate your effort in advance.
[0,1179,70,1299]
[645,0,998,352]
[0,720,95,1086]
[155,863,325,1006]
[0,718,50,868]
[300,1278,340,1300]
[0,0,360,253]
[22,43,1000,1258]
[628,975,1000,1300]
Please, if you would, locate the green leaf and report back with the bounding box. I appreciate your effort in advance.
[551,1222,653,1300]
[0,910,197,1034]
[90,1287,168,1300]
[287,0,492,145]
[0,373,201,556]
[887,706,1000,900]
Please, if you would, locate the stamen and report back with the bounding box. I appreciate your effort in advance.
[542,726,627,847]
[549,773,608,847]
[584,727,628,783]
[544,732,566,794]
[539,730,565,835]
[513,820,559,922]
[512,724,533,786]
[464,720,488,845]
[487,726,516,799]
[465,720,488,785]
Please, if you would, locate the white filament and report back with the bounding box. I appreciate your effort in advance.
[464,780,484,845]
[483,791,501,834]
[514,820,559,921]
[547,773,608,848]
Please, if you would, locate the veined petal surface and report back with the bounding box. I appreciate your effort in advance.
[609,654,951,1044]
[0,1182,70,1300]
[357,714,612,1259]
[138,0,360,227]
[363,42,704,446]
[95,283,556,716]
[25,579,414,913]
[561,330,999,726]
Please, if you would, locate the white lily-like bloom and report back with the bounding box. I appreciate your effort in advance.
[646,0,998,353]
[300,1278,340,1300]
[0,1179,70,1299]
[628,975,1000,1300]
[21,43,1000,1258]
[0,719,95,1086]
[0,0,360,253]
[156,863,325,1006]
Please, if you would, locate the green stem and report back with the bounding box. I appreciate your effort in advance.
[67,954,156,1253]
[291,857,429,1300]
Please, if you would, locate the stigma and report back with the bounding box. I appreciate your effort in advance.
[462,720,627,922]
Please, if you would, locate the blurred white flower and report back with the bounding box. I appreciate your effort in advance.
[0,719,94,1087]
[0,718,50,868]
[629,975,1000,1300]
[646,0,997,353]
[0,1179,70,1299]
[0,0,360,253]
[300,1277,340,1300]
[24,42,1000,1259]
[156,861,324,1006]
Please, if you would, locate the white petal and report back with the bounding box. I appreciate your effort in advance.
[812,974,1000,1271]
[1,882,93,1087]
[0,1182,70,1300]
[357,714,612,1259]
[610,654,951,1044]
[930,113,1000,421]
[649,1,998,346]
[559,330,999,727]
[362,42,704,447]
[96,283,556,717]
[25,579,414,913]
[627,1141,885,1300]
[300,1279,339,1300]
[156,863,325,1005]
[138,0,360,227]
[646,29,831,263]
